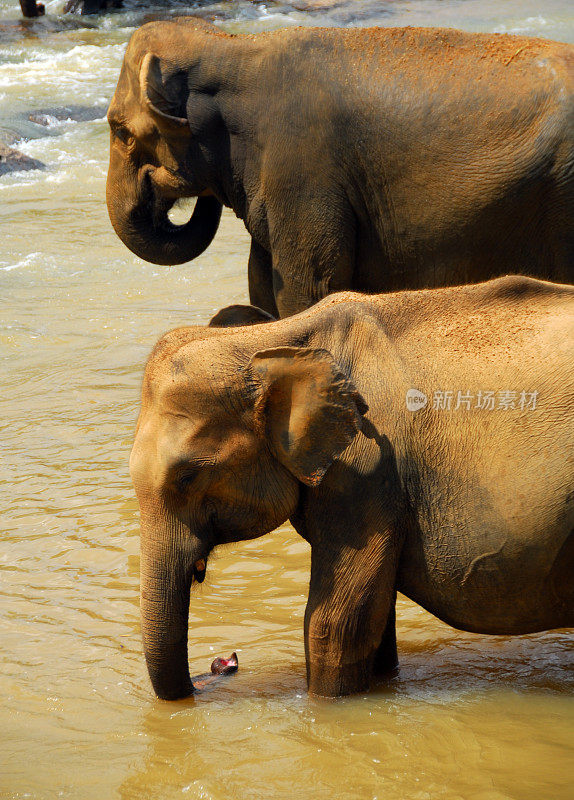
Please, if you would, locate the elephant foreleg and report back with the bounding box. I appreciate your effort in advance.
[247,239,278,318]
[266,192,356,318]
[304,530,400,697]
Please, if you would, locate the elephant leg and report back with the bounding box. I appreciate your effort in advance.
[266,194,356,318]
[304,529,400,697]
[372,597,399,677]
[20,0,45,15]
[248,239,278,318]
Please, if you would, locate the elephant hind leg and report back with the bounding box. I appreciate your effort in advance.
[372,598,399,677]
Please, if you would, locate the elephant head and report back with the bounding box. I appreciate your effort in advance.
[106,21,224,266]
[130,322,367,699]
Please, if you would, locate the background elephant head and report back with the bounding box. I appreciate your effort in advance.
[106,21,224,266]
[130,326,367,699]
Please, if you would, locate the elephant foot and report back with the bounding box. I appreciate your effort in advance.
[308,656,373,697]
[191,652,238,691]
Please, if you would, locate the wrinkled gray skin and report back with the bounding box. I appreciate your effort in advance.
[130,276,574,700]
[107,20,574,318]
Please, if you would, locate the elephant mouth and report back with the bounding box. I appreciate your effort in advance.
[192,558,207,584]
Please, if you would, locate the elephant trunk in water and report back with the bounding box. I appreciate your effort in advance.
[106,164,222,267]
[139,521,196,700]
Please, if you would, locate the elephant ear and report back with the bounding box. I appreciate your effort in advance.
[139,53,189,129]
[249,347,368,487]
[209,305,277,328]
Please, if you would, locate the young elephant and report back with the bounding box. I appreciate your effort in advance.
[130,276,574,700]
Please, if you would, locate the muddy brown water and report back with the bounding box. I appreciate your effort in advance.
[1,1,572,798]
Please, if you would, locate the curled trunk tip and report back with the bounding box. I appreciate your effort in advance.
[107,173,222,266]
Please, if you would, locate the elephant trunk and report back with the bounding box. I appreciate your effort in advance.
[106,163,222,266]
[140,529,195,700]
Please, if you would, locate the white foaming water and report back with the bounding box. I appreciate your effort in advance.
[0,44,126,109]
[1,251,43,270]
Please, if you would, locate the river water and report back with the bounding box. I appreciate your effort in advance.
[1,1,572,798]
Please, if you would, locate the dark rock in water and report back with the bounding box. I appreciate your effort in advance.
[0,18,95,45]
[288,0,393,25]
[27,105,108,127]
[0,144,45,176]
[0,104,107,168]
[0,130,20,147]
[63,0,123,14]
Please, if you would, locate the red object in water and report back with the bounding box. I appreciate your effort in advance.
[191,652,239,691]
[210,652,239,675]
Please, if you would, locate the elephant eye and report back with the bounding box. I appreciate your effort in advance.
[113,124,135,148]
[175,468,200,493]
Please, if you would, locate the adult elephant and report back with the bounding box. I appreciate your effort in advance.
[107,20,574,317]
[130,276,574,700]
